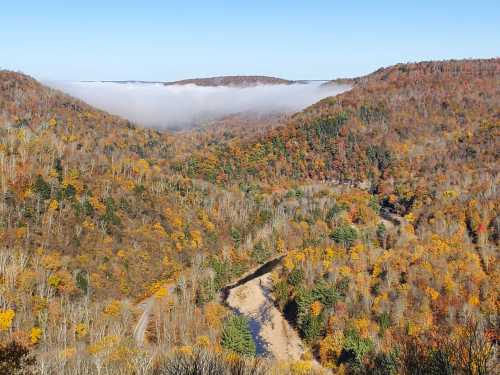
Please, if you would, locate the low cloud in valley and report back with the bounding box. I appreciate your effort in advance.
[47,80,350,129]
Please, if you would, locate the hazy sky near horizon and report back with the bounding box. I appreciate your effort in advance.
[1,1,499,81]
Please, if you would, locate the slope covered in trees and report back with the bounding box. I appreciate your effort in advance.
[0,69,311,373]
[180,59,499,190]
[174,58,500,372]
[0,60,498,374]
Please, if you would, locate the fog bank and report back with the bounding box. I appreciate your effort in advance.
[47,81,350,129]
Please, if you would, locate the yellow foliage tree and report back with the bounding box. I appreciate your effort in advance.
[311,301,322,317]
[290,360,313,375]
[75,323,88,338]
[0,309,15,331]
[104,300,122,317]
[204,302,225,330]
[30,327,43,344]
[319,330,344,368]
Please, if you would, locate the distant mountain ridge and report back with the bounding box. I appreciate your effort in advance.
[82,76,304,87]
[164,75,296,87]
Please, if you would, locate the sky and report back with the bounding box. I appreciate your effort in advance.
[1,1,499,81]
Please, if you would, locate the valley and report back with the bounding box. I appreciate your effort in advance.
[0,59,498,374]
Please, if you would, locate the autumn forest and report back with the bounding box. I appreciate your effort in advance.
[0,59,498,374]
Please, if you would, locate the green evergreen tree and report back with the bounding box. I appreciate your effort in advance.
[331,224,358,248]
[221,315,256,357]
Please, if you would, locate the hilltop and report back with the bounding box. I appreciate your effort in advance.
[164,75,295,87]
[180,59,500,190]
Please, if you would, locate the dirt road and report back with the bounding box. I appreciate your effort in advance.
[133,298,154,344]
[226,273,307,361]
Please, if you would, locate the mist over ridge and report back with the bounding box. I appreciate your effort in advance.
[47,80,351,129]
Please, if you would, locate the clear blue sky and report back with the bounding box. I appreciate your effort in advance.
[1,1,499,81]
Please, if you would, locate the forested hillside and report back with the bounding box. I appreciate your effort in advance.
[0,60,498,374]
[164,75,294,87]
